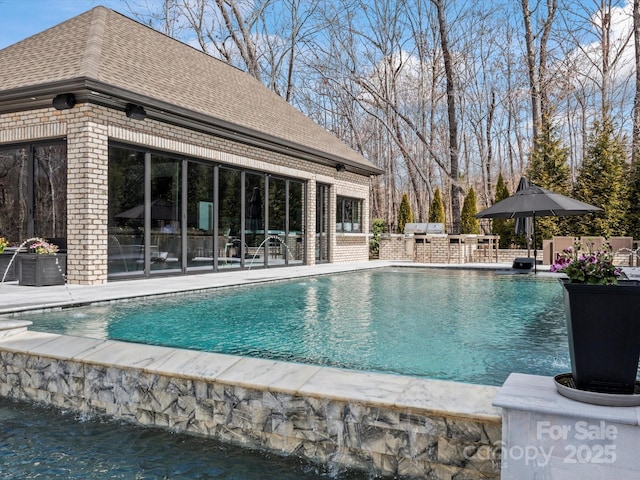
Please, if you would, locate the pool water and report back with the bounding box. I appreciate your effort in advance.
[23,267,570,386]
[0,397,368,479]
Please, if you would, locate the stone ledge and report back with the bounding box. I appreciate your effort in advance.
[0,319,32,340]
[0,330,502,478]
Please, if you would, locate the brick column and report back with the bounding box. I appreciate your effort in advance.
[306,180,316,265]
[329,184,336,263]
[66,120,109,284]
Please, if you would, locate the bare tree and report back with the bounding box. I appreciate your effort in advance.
[560,0,633,120]
[521,0,557,147]
[634,0,640,164]
[430,0,462,232]
[554,0,635,178]
[125,0,184,36]
[128,0,316,91]
[121,1,640,237]
[257,0,321,102]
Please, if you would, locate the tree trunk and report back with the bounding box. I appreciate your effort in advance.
[433,0,462,233]
[633,0,640,164]
[521,0,541,143]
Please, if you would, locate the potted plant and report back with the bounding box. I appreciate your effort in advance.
[18,238,66,286]
[551,242,640,394]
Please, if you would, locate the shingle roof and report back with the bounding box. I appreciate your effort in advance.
[0,6,381,175]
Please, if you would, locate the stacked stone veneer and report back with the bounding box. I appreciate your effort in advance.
[0,324,501,479]
[0,104,372,284]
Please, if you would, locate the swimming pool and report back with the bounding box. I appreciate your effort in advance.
[21,267,569,386]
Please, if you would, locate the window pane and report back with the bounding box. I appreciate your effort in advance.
[108,147,145,277]
[0,147,28,244]
[245,173,265,267]
[353,199,361,232]
[267,178,285,265]
[150,154,182,272]
[288,180,304,264]
[218,168,241,269]
[336,196,362,233]
[34,145,67,245]
[107,144,307,277]
[186,162,214,272]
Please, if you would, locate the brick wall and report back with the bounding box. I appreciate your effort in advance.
[334,234,369,263]
[379,235,414,262]
[380,234,540,265]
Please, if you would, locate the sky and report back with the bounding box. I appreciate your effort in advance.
[0,0,132,49]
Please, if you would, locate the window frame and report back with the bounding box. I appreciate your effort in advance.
[336,196,363,233]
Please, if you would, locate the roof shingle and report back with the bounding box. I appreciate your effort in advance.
[0,6,380,174]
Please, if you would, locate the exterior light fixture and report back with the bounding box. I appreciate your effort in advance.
[125,103,146,120]
[52,93,76,110]
[335,163,346,172]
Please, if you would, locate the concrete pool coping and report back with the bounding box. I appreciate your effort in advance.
[0,259,550,314]
[1,261,398,313]
[0,323,501,422]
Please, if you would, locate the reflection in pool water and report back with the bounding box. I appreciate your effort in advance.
[24,267,570,386]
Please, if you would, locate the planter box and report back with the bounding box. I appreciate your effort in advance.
[18,254,66,286]
[562,280,640,394]
[0,253,17,282]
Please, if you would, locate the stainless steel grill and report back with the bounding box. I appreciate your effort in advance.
[403,223,429,234]
[426,223,445,234]
[403,223,445,235]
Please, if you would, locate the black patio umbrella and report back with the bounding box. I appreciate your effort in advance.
[476,181,601,272]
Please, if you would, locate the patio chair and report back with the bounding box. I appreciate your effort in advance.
[608,236,634,267]
[552,236,578,261]
[579,236,605,252]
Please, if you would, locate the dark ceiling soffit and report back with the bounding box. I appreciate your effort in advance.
[0,78,383,177]
[0,79,86,111]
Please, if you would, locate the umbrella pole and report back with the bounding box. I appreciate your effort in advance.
[533,213,537,274]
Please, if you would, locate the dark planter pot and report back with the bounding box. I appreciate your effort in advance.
[0,253,18,282]
[562,280,640,394]
[18,254,67,286]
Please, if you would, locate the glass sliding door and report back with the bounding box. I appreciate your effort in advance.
[108,143,307,278]
[108,147,145,277]
[288,180,304,265]
[109,147,183,277]
[268,177,286,265]
[186,161,215,272]
[150,154,182,273]
[218,167,242,269]
[245,172,265,268]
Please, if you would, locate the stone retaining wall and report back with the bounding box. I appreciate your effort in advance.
[0,322,501,479]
